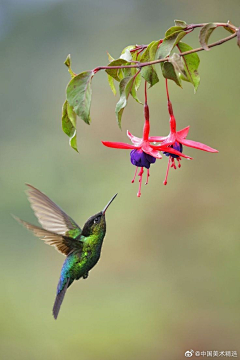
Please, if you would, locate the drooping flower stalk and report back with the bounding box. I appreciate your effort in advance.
[102,81,188,196]
[149,79,218,185]
[133,81,152,196]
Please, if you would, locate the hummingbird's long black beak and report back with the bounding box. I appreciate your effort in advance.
[102,193,118,214]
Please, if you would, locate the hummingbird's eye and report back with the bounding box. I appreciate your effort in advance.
[94,216,101,224]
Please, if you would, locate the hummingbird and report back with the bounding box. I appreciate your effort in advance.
[14,184,117,319]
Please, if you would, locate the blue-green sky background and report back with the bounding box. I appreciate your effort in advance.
[1,1,240,359]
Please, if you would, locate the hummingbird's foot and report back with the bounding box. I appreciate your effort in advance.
[83,272,89,279]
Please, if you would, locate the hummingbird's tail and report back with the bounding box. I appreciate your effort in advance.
[52,277,70,320]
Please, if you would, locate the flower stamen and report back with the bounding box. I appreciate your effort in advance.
[177,158,181,168]
[171,158,177,169]
[145,169,150,185]
[163,157,171,185]
[137,167,144,197]
[132,167,138,183]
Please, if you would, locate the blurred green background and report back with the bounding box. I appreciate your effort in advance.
[1,1,240,359]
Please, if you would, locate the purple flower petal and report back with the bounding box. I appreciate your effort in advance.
[163,141,183,159]
[130,149,156,169]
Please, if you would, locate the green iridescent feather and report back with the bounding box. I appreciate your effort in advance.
[15,185,117,319]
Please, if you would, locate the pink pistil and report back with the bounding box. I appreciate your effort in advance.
[137,167,144,197]
[145,169,150,185]
[163,157,171,185]
[177,158,181,168]
[132,167,138,183]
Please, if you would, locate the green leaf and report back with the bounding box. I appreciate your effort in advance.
[165,26,186,37]
[107,52,115,62]
[199,23,217,51]
[107,74,116,95]
[139,41,160,87]
[122,66,132,79]
[130,78,142,104]
[140,66,159,88]
[121,45,135,55]
[66,101,77,128]
[66,70,94,124]
[62,100,78,152]
[223,25,236,34]
[178,42,200,92]
[131,48,141,77]
[139,40,160,62]
[105,59,129,82]
[120,49,132,62]
[129,50,142,103]
[169,53,186,77]
[134,71,141,91]
[64,54,75,78]
[69,133,78,152]
[64,54,71,68]
[174,20,187,28]
[148,40,160,61]
[157,30,187,59]
[120,46,135,77]
[115,76,135,128]
[62,101,73,137]
[105,56,128,94]
[120,47,134,62]
[161,61,182,87]
[223,21,236,34]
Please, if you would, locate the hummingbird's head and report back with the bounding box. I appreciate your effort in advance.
[81,194,117,237]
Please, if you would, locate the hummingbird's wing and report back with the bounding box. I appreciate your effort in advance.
[25,184,81,238]
[14,216,82,256]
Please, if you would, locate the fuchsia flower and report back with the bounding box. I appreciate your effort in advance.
[102,80,217,196]
[149,80,218,185]
[102,101,190,197]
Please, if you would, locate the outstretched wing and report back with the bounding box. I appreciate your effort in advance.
[14,216,82,256]
[25,184,81,238]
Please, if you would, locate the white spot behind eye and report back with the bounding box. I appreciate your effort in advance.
[94,217,100,224]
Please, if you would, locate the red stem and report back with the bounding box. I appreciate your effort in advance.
[92,26,237,74]
[165,79,173,116]
[145,80,148,104]
[130,45,147,53]
[185,22,238,31]
[143,81,150,141]
[165,78,170,103]
[165,79,176,133]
